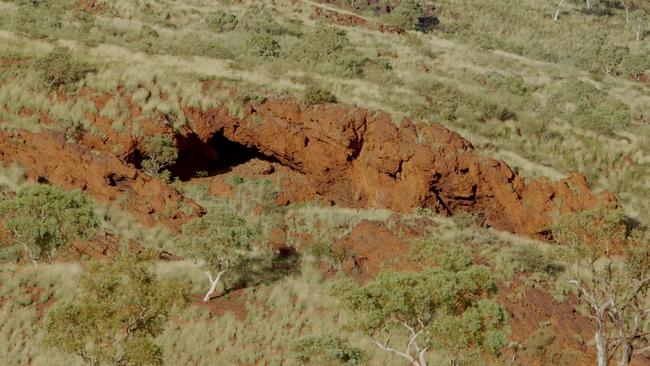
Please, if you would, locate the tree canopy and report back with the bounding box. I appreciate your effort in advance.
[335,247,508,366]
[45,255,189,366]
[0,184,99,262]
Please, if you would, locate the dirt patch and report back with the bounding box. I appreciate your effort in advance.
[191,288,249,321]
[331,220,424,282]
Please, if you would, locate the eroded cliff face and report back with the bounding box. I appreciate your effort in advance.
[185,98,617,238]
[0,95,616,238]
[0,130,203,229]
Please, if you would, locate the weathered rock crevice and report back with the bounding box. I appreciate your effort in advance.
[184,98,617,238]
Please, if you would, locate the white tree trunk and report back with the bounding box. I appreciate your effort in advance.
[636,25,641,41]
[554,0,566,21]
[595,324,608,366]
[586,0,590,9]
[203,270,226,302]
[621,1,630,23]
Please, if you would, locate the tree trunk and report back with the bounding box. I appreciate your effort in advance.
[619,341,633,366]
[203,270,226,302]
[636,25,641,41]
[586,0,590,9]
[595,325,608,366]
[621,1,630,23]
[554,0,566,21]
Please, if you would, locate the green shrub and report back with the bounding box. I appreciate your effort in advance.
[142,134,178,180]
[206,10,238,32]
[303,85,337,105]
[620,53,650,80]
[383,0,427,31]
[294,23,367,77]
[12,3,64,39]
[291,335,367,365]
[0,184,99,262]
[35,46,93,88]
[238,5,291,35]
[245,33,281,59]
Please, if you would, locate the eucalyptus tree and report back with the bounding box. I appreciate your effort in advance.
[553,208,650,366]
[45,256,188,366]
[179,206,256,302]
[335,248,508,366]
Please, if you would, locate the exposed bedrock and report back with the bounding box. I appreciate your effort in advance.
[185,98,617,238]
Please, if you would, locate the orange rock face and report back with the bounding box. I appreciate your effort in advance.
[186,98,617,238]
[0,130,202,229]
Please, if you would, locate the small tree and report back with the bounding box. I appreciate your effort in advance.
[35,46,92,88]
[553,208,650,366]
[45,255,189,366]
[141,134,178,180]
[630,10,648,41]
[179,207,256,302]
[0,184,99,263]
[335,248,508,366]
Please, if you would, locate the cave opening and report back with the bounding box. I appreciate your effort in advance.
[171,133,275,181]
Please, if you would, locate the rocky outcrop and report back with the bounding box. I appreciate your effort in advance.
[185,98,617,238]
[0,130,202,229]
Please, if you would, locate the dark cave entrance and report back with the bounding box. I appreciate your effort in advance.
[171,133,274,181]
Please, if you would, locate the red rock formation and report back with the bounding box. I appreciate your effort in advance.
[185,98,617,238]
[0,130,202,229]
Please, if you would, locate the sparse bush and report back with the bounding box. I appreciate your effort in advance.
[384,0,427,31]
[292,335,367,365]
[142,134,178,179]
[246,33,281,59]
[303,85,337,105]
[620,53,650,80]
[35,46,93,88]
[206,10,238,32]
[0,184,99,262]
[238,5,291,35]
[295,23,367,78]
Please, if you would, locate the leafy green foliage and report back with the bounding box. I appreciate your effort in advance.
[0,184,99,262]
[335,249,508,365]
[294,23,367,78]
[206,10,238,32]
[303,85,337,105]
[548,80,630,134]
[620,53,650,80]
[35,46,93,88]
[237,5,292,36]
[552,208,650,365]
[179,206,256,273]
[45,255,189,366]
[292,335,367,365]
[384,0,429,31]
[245,33,281,59]
[142,134,178,180]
